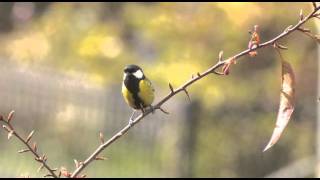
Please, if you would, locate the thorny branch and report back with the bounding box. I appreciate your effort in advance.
[70,3,320,178]
[0,111,58,178]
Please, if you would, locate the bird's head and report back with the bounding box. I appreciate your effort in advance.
[123,64,144,79]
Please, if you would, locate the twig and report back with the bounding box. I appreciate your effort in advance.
[70,5,320,178]
[0,113,58,178]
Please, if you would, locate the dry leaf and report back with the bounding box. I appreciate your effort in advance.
[263,60,295,152]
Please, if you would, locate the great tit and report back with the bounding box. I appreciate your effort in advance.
[122,64,155,125]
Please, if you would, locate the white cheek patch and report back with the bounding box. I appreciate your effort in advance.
[133,70,144,79]
[123,73,127,80]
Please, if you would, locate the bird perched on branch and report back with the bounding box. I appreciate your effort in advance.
[122,64,155,125]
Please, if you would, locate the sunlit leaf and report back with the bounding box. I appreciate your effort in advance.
[263,60,295,152]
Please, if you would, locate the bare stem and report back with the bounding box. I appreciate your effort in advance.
[0,119,58,178]
[70,5,320,178]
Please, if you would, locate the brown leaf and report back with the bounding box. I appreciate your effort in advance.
[263,60,295,152]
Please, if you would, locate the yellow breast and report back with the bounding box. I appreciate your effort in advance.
[122,82,136,108]
[138,79,155,106]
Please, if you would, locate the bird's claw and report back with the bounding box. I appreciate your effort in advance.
[150,105,155,114]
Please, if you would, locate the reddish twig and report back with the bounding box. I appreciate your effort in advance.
[70,4,320,178]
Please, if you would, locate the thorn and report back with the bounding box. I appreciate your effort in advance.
[99,131,105,144]
[18,149,30,153]
[168,83,174,93]
[117,132,123,136]
[299,9,304,21]
[284,25,293,32]
[191,74,194,79]
[95,156,107,161]
[212,71,225,75]
[197,72,201,77]
[312,2,317,9]
[42,155,47,162]
[74,159,79,168]
[8,131,14,140]
[35,157,42,162]
[159,107,169,114]
[218,51,223,61]
[80,174,87,178]
[26,130,35,143]
[183,89,191,102]
[37,164,44,172]
[33,142,37,153]
[52,168,58,172]
[7,110,15,123]
[274,43,288,50]
[298,27,311,33]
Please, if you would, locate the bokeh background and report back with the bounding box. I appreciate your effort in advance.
[0,2,318,178]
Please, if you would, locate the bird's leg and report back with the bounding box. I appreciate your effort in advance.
[149,105,155,114]
[139,104,145,114]
[128,110,136,126]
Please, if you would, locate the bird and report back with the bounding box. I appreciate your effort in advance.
[122,64,155,125]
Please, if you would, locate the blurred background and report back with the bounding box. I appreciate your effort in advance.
[0,2,318,178]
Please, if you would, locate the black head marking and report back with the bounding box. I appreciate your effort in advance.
[124,64,142,74]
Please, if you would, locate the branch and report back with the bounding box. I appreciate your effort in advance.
[0,111,58,178]
[70,5,320,178]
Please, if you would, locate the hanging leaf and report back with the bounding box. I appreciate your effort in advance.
[263,60,295,152]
